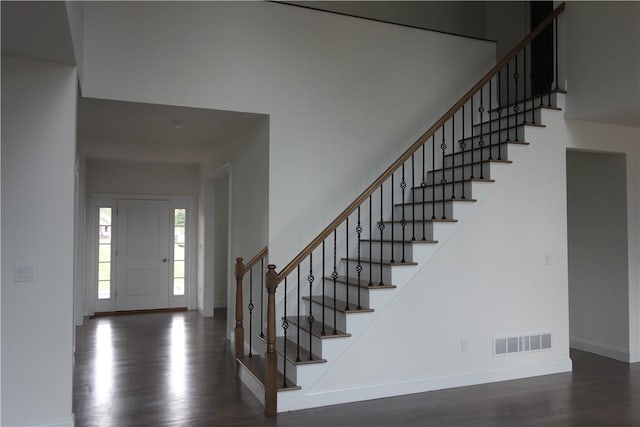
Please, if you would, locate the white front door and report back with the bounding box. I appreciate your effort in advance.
[115,199,170,311]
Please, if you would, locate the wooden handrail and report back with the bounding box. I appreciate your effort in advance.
[275,2,565,283]
[242,246,268,275]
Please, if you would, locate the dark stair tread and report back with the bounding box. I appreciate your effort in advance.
[411,178,495,191]
[428,159,512,174]
[342,257,418,266]
[444,141,529,159]
[303,295,374,313]
[274,336,327,365]
[395,198,477,207]
[381,218,458,224]
[488,89,566,113]
[360,238,438,244]
[286,316,351,339]
[458,124,544,144]
[323,275,397,289]
[477,106,561,126]
[237,355,301,392]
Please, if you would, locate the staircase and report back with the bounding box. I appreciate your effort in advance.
[235,3,567,415]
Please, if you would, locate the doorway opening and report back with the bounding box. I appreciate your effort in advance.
[567,149,630,362]
[92,196,192,314]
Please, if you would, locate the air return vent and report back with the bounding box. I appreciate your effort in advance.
[494,333,551,356]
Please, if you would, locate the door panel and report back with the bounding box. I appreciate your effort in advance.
[116,199,170,311]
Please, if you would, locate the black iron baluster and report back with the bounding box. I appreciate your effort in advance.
[421,143,427,239]
[506,61,511,142]
[498,70,503,160]
[470,93,475,178]
[440,125,447,220]
[369,195,373,286]
[248,267,254,357]
[260,258,264,339]
[431,134,436,219]
[400,163,407,263]
[550,16,558,107]
[356,207,362,309]
[332,230,338,335]
[451,113,456,199]
[411,154,416,241]
[307,254,314,360]
[461,103,467,199]
[479,86,485,180]
[345,217,349,310]
[523,45,528,125]
[489,78,493,159]
[296,266,300,362]
[321,241,326,336]
[514,51,520,134]
[282,277,288,387]
[390,173,395,263]
[378,184,384,285]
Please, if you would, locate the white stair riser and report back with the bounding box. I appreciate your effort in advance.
[474,108,543,134]
[443,144,511,168]
[429,162,494,183]
[303,300,348,331]
[373,221,434,237]
[489,92,561,117]
[411,182,474,202]
[361,241,418,260]
[343,259,392,284]
[457,126,525,148]
[393,203,455,221]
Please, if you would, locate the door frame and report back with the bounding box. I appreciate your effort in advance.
[85,193,196,315]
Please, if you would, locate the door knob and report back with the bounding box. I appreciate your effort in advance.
[162,258,168,263]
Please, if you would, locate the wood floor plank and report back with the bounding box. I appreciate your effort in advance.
[73,310,640,426]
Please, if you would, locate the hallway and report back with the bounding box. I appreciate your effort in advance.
[73,311,639,426]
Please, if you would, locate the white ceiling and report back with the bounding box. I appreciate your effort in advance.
[77,97,266,164]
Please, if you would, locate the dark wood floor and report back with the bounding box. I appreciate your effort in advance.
[73,310,640,427]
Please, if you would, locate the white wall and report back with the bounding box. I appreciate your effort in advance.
[86,159,199,196]
[563,120,640,363]
[79,1,496,273]
[567,150,630,361]
[486,1,530,60]
[1,57,77,427]
[562,1,640,127]
[226,119,270,337]
[214,173,230,309]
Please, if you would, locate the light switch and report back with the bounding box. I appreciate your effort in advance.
[14,265,34,282]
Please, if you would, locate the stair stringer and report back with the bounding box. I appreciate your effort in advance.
[276,98,572,412]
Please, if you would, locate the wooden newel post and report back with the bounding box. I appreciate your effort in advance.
[264,264,279,416]
[234,257,245,369]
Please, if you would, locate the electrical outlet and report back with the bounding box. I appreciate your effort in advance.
[461,339,469,352]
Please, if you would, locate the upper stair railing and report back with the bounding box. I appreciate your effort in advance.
[242,3,565,416]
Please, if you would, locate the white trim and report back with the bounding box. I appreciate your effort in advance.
[238,361,265,405]
[206,162,231,180]
[23,417,74,427]
[570,336,633,363]
[278,358,572,412]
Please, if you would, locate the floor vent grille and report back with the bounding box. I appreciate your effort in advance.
[494,333,551,356]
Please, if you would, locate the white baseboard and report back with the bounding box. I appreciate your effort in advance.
[278,358,572,412]
[22,417,74,427]
[570,336,632,363]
